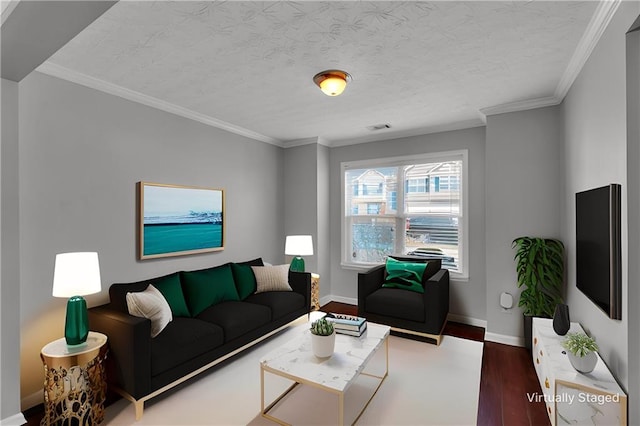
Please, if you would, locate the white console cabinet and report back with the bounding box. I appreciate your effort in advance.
[531,318,627,425]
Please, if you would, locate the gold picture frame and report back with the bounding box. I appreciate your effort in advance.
[138,182,224,259]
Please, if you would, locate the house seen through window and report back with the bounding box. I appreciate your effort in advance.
[342,151,468,278]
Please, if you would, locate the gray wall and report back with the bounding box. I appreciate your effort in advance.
[561,1,639,401]
[328,127,487,323]
[17,71,286,404]
[283,144,319,273]
[1,78,23,423]
[317,144,331,302]
[484,106,562,342]
[282,143,332,302]
[626,21,640,425]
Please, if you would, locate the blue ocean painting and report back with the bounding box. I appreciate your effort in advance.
[142,184,223,257]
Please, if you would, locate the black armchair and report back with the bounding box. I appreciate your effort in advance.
[357,257,449,345]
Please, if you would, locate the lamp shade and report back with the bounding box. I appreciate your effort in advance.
[285,235,313,256]
[53,252,102,297]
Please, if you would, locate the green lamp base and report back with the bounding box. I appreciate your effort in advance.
[289,256,306,272]
[65,295,89,346]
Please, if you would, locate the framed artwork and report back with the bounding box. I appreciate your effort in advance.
[138,182,224,259]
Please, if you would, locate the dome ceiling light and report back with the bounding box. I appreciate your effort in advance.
[313,70,351,96]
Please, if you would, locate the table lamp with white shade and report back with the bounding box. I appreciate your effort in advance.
[52,252,102,346]
[285,235,313,272]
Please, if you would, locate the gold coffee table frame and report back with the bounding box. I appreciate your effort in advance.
[260,323,390,426]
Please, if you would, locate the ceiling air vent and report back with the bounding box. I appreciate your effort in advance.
[366,124,391,131]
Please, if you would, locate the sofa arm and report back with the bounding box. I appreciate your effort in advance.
[423,269,450,328]
[88,305,152,400]
[358,265,385,316]
[288,271,311,311]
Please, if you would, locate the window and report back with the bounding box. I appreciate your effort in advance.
[341,150,468,279]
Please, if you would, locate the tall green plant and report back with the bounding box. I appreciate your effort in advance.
[512,237,564,318]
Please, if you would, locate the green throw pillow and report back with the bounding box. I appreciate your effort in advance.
[382,257,427,293]
[151,273,191,317]
[231,263,257,300]
[181,264,240,317]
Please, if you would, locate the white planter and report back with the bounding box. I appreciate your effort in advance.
[311,331,336,358]
[567,351,597,374]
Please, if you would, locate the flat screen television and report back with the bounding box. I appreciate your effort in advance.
[575,184,621,320]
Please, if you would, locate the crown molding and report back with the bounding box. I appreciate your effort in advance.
[480,0,621,119]
[36,62,283,147]
[554,0,621,100]
[479,96,560,117]
[1,0,20,26]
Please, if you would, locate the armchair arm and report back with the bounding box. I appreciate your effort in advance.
[422,269,450,329]
[88,305,152,400]
[288,271,311,311]
[358,265,385,316]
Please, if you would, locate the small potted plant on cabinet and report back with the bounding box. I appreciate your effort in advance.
[310,317,335,358]
[512,236,565,349]
[562,332,599,373]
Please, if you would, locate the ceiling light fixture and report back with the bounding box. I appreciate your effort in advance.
[313,70,351,96]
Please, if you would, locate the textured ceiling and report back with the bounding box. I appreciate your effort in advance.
[42,1,600,146]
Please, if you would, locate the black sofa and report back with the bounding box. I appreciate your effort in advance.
[357,257,449,345]
[88,258,310,419]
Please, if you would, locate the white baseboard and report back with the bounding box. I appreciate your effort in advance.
[0,413,27,426]
[447,313,487,329]
[322,295,357,307]
[485,332,525,347]
[21,390,42,413]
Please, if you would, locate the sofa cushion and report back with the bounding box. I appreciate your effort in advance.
[196,301,271,342]
[244,291,306,320]
[110,273,177,313]
[151,273,191,317]
[150,317,224,377]
[126,284,172,338]
[181,264,240,317]
[366,288,425,322]
[231,258,264,300]
[252,264,292,293]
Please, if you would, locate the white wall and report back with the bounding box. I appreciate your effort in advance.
[328,127,487,323]
[1,78,25,424]
[561,1,639,402]
[17,71,287,406]
[484,106,563,343]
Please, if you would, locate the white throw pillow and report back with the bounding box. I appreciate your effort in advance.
[252,264,292,293]
[126,284,172,337]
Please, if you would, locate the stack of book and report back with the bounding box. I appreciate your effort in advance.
[326,313,367,337]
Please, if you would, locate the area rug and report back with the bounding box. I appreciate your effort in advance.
[103,325,483,425]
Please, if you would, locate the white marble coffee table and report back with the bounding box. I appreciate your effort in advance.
[260,322,390,426]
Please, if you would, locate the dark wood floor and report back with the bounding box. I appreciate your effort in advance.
[25,302,550,426]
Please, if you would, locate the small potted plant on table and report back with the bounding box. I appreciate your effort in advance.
[562,332,599,374]
[310,317,335,358]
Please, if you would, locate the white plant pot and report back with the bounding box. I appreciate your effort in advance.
[567,351,597,374]
[311,331,336,358]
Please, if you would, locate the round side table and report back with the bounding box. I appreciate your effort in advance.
[40,331,108,426]
[311,273,320,311]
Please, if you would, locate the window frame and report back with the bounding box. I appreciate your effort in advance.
[340,149,469,280]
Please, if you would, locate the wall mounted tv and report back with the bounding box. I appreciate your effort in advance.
[575,184,622,320]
